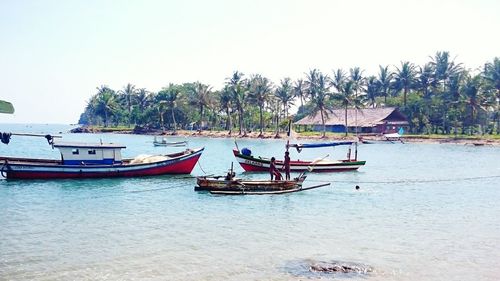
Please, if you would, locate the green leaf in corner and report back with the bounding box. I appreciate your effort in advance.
[0,100,15,114]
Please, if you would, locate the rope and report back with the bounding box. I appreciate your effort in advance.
[305,175,500,185]
[197,160,208,174]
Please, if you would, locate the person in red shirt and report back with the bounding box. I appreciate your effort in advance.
[270,157,282,180]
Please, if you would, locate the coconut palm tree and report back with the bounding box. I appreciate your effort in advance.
[461,74,487,134]
[331,69,349,136]
[247,74,273,137]
[293,79,307,108]
[157,84,181,133]
[189,82,213,131]
[393,61,417,107]
[365,76,378,108]
[118,83,136,127]
[275,78,295,119]
[219,85,233,134]
[349,67,365,134]
[376,65,393,104]
[308,71,331,138]
[226,71,247,135]
[483,57,500,133]
[95,85,118,127]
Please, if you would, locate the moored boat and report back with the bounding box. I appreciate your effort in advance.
[233,141,366,173]
[196,175,307,192]
[1,141,204,179]
[153,136,188,147]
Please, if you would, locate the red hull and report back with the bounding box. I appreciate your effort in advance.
[2,148,203,179]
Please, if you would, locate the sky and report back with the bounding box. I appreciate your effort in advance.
[0,0,498,124]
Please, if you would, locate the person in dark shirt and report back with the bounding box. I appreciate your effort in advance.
[283,151,291,180]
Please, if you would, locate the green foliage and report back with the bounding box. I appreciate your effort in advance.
[77,53,500,136]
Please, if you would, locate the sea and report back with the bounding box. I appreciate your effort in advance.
[1,123,499,281]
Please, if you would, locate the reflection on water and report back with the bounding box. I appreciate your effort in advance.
[1,124,500,280]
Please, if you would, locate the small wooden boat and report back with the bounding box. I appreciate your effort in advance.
[233,141,366,173]
[196,175,307,192]
[1,141,204,179]
[153,137,188,147]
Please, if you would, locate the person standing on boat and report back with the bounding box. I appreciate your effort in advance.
[283,151,291,180]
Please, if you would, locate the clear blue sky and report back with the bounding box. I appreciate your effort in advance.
[0,0,498,124]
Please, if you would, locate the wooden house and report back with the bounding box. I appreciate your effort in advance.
[294,107,408,134]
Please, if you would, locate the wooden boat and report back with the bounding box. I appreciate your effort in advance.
[0,141,204,179]
[153,136,188,147]
[233,141,366,173]
[196,175,307,192]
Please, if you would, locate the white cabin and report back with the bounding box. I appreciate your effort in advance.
[54,142,126,165]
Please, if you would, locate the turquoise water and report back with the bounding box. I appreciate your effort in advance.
[1,124,500,280]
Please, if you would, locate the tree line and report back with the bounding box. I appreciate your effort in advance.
[79,51,500,137]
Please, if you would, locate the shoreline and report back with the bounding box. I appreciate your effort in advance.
[70,126,500,146]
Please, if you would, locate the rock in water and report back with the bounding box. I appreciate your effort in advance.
[310,261,372,274]
[284,259,373,278]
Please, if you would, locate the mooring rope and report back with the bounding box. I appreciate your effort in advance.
[305,175,500,184]
[197,160,208,174]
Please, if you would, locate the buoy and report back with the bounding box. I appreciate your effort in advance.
[355,185,360,190]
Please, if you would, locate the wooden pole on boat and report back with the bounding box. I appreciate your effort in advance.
[297,154,330,180]
[354,142,358,161]
[10,133,62,138]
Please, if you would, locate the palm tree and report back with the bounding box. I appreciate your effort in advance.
[293,79,307,108]
[483,57,500,133]
[365,76,378,108]
[461,74,486,134]
[331,69,349,136]
[308,71,331,138]
[247,74,273,137]
[275,78,295,119]
[189,82,213,131]
[95,85,117,127]
[158,84,181,133]
[349,67,365,134]
[219,85,233,134]
[118,83,136,127]
[376,65,393,104]
[226,71,247,135]
[393,61,417,107]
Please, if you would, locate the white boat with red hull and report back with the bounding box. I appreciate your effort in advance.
[1,141,204,179]
[233,141,366,173]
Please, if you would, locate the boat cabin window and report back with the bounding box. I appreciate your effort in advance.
[88,149,96,155]
[72,149,79,155]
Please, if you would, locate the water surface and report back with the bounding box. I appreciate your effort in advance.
[1,124,499,280]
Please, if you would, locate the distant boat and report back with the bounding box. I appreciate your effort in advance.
[233,141,366,173]
[383,127,405,142]
[153,136,188,147]
[1,140,204,179]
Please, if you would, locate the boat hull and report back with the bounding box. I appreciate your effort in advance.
[233,149,365,172]
[1,148,204,179]
[195,176,305,192]
[153,141,188,147]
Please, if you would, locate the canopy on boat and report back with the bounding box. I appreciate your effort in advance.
[287,141,355,152]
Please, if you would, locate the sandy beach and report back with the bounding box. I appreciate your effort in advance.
[72,126,500,146]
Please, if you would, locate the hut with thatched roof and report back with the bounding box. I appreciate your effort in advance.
[294,107,408,134]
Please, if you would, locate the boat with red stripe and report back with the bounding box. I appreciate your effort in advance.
[1,140,204,179]
[233,141,366,173]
